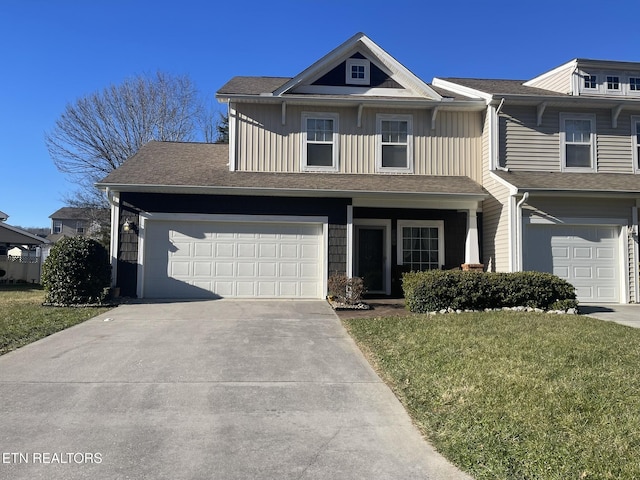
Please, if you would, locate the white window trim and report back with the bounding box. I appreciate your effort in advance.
[632,115,640,174]
[583,74,598,90]
[560,113,597,172]
[605,75,622,95]
[629,77,640,97]
[376,114,413,173]
[345,58,370,86]
[396,220,445,270]
[76,221,85,234]
[301,112,339,172]
[52,220,62,234]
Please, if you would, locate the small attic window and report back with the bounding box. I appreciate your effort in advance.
[346,58,370,85]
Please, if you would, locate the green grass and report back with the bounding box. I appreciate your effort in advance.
[0,284,111,355]
[344,312,640,480]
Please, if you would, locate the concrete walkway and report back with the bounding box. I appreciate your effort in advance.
[0,300,471,480]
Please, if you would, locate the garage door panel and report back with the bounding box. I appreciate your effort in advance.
[524,224,619,303]
[143,220,323,299]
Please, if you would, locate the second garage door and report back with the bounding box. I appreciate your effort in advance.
[523,224,620,303]
[142,220,324,299]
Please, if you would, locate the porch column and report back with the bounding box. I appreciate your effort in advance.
[462,208,483,271]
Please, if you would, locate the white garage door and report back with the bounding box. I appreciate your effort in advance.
[524,225,620,303]
[142,220,324,299]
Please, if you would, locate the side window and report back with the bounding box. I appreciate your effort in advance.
[301,113,339,171]
[560,113,596,172]
[53,220,62,234]
[376,114,413,173]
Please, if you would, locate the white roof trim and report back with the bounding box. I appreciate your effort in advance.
[431,78,493,102]
[273,32,442,101]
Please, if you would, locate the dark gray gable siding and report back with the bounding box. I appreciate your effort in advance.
[312,53,402,89]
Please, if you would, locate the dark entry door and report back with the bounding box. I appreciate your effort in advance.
[357,227,384,292]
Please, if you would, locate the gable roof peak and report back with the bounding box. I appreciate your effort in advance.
[272,32,442,100]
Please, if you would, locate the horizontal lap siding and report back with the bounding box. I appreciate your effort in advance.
[501,107,560,171]
[501,106,636,173]
[525,65,573,94]
[234,103,482,180]
[596,112,634,173]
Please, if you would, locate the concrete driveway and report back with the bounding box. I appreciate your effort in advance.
[580,303,640,328]
[0,300,470,480]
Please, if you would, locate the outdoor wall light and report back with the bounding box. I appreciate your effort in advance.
[123,219,134,233]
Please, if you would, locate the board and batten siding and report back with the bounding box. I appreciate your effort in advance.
[481,177,511,273]
[234,103,483,182]
[500,106,636,173]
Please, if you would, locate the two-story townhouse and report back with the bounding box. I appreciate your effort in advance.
[436,59,640,304]
[98,33,488,299]
[47,207,100,242]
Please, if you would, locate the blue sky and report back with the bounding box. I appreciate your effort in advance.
[1,0,638,227]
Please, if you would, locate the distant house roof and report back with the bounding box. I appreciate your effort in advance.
[0,222,50,246]
[493,170,640,194]
[49,207,95,220]
[0,210,8,222]
[98,141,486,198]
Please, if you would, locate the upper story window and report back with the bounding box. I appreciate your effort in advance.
[632,116,640,173]
[560,113,596,172]
[630,77,640,92]
[345,58,370,85]
[76,221,85,234]
[52,220,62,234]
[584,75,597,89]
[301,112,339,171]
[606,75,620,91]
[376,114,413,173]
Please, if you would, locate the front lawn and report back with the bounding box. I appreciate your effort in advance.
[344,312,640,480]
[0,284,111,355]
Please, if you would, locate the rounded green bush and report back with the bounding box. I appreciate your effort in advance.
[42,236,111,305]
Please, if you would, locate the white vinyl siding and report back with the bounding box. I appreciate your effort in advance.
[525,64,574,94]
[482,178,512,272]
[234,103,483,181]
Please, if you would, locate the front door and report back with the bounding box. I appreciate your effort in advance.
[356,227,385,293]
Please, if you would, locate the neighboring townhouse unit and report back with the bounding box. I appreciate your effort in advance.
[47,207,108,245]
[435,58,640,303]
[98,33,488,299]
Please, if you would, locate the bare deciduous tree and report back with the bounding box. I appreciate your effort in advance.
[45,71,223,208]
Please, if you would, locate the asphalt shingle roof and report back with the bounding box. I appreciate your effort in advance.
[98,141,485,197]
[493,169,640,193]
[437,78,569,97]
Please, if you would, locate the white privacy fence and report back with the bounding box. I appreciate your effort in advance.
[0,255,42,284]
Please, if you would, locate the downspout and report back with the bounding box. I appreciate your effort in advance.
[492,98,509,172]
[633,204,639,303]
[515,192,530,271]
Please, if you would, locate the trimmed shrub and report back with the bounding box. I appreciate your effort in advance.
[42,237,111,305]
[328,273,366,305]
[403,270,577,313]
